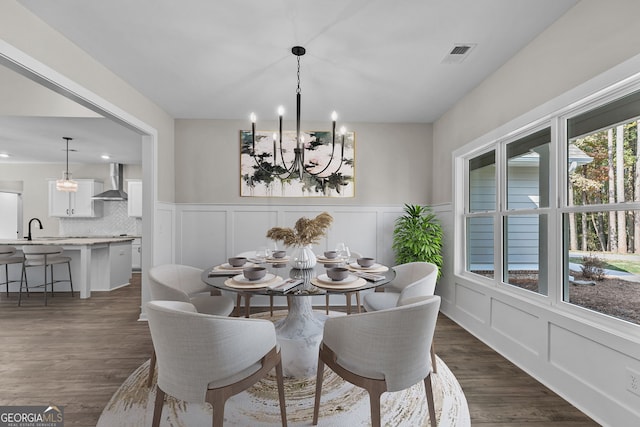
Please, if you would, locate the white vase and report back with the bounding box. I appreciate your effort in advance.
[289,245,317,269]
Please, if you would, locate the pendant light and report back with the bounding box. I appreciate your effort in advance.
[56,136,78,192]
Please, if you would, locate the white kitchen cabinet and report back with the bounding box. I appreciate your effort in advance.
[110,241,133,288]
[131,238,141,270]
[48,179,103,217]
[127,180,142,217]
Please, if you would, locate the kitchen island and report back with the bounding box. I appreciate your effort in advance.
[0,237,135,299]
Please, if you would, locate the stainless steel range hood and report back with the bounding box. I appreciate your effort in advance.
[92,163,128,201]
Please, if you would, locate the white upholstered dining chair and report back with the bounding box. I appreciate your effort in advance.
[362,261,439,372]
[148,263,234,315]
[147,264,235,386]
[146,300,288,427]
[313,295,441,427]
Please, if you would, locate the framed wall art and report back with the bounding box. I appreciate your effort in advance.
[240,129,355,197]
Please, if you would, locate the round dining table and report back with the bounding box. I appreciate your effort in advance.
[201,259,395,377]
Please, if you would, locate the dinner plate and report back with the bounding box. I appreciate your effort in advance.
[349,262,381,269]
[316,256,344,263]
[217,262,255,270]
[231,273,276,285]
[311,277,367,290]
[316,273,359,285]
[265,256,290,263]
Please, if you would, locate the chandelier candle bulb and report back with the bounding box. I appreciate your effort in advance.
[250,112,256,153]
[331,111,337,146]
[273,132,277,160]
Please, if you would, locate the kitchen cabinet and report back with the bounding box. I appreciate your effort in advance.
[48,179,103,217]
[127,180,142,217]
[110,240,133,288]
[131,237,141,270]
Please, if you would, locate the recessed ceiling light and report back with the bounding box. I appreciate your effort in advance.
[0,153,10,158]
[101,154,111,160]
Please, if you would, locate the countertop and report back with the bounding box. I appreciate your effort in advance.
[0,236,136,246]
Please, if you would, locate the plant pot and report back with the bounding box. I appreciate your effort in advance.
[289,245,317,269]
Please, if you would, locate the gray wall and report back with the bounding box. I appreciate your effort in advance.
[175,119,432,205]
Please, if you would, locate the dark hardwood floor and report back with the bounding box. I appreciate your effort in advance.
[0,274,598,426]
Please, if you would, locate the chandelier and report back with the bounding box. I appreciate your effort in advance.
[56,136,78,192]
[248,46,347,181]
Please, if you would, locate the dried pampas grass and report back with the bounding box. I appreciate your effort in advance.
[267,212,333,246]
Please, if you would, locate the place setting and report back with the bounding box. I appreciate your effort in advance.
[346,256,390,281]
[311,266,367,290]
[315,250,346,265]
[208,256,257,276]
[224,266,281,289]
[263,249,291,264]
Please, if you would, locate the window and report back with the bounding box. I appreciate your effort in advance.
[564,92,640,324]
[461,86,640,326]
[467,150,495,278]
[504,129,550,295]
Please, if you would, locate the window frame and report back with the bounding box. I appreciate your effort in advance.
[456,76,640,333]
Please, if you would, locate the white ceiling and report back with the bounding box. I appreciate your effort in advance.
[0,116,143,164]
[2,0,578,163]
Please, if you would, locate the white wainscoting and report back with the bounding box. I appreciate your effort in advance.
[434,203,640,426]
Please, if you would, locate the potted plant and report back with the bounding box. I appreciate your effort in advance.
[392,204,443,277]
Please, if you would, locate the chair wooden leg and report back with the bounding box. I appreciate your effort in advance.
[313,354,325,425]
[269,295,274,317]
[4,264,8,297]
[325,294,330,315]
[209,394,226,427]
[355,291,361,313]
[345,293,352,315]
[235,294,242,316]
[275,358,288,427]
[152,386,165,427]
[244,294,251,318]
[430,342,438,374]
[424,373,437,426]
[147,348,156,388]
[368,387,384,427]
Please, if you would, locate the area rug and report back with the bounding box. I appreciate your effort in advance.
[98,311,470,426]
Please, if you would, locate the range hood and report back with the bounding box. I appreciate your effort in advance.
[93,163,128,201]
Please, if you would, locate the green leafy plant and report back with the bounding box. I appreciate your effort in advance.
[392,204,443,277]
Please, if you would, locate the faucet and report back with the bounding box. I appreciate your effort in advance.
[27,218,43,241]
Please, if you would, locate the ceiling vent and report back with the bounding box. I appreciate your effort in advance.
[442,43,476,64]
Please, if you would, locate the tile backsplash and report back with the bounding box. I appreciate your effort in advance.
[59,201,141,236]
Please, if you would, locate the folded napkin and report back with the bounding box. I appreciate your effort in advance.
[208,269,238,277]
[352,271,386,281]
[268,278,304,293]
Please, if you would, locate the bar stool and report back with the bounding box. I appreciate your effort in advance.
[0,246,24,298]
[19,245,74,306]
